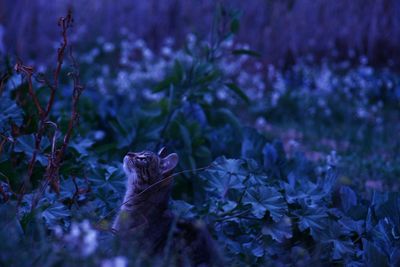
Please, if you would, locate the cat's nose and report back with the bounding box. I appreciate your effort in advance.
[127,152,136,158]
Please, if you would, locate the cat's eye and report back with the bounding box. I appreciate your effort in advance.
[137,157,149,164]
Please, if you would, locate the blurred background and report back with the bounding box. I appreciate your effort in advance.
[2,0,400,67]
[1,1,400,266]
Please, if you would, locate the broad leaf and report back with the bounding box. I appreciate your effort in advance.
[201,157,247,199]
[42,202,71,227]
[243,186,287,221]
[262,215,293,242]
[293,207,329,240]
[0,96,23,132]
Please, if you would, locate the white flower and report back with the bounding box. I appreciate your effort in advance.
[63,220,98,257]
[326,150,339,167]
[53,225,63,238]
[103,42,115,53]
[101,256,128,267]
[94,130,105,140]
[69,223,81,239]
[82,227,98,256]
[217,89,228,100]
[161,46,172,57]
[255,117,267,129]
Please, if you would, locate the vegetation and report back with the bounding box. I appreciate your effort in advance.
[1,9,399,266]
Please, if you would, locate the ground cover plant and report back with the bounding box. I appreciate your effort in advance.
[1,9,400,267]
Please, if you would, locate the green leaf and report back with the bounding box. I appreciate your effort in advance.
[293,208,329,240]
[69,138,95,156]
[0,96,23,132]
[331,239,356,260]
[232,49,261,58]
[170,200,195,219]
[225,83,250,104]
[201,157,247,199]
[89,163,126,197]
[262,215,293,242]
[214,108,243,138]
[340,186,357,212]
[243,186,287,221]
[362,239,389,267]
[230,18,240,34]
[42,202,71,227]
[241,127,266,162]
[179,123,192,153]
[14,134,49,165]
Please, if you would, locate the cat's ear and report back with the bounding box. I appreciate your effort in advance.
[158,147,168,158]
[160,153,179,175]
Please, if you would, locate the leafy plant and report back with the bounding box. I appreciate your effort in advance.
[1,7,400,267]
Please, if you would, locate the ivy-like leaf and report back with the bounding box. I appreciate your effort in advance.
[42,202,71,227]
[0,96,23,132]
[69,138,95,156]
[170,200,196,219]
[201,157,247,199]
[89,163,126,197]
[331,239,356,260]
[340,186,357,212]
[293,207,329,240]
[243,186,287,221]
[362,239,389,267]
[14,134,49,165]
[262,215,293,242]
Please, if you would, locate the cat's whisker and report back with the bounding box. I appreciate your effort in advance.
[95,164,213,228]
[98,150,222,265]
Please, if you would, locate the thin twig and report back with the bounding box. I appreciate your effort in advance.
[46,10,73,116]
[0,184,9,202]
[14,62,44,116]
[14,10,77,209]
[0,72,10,96]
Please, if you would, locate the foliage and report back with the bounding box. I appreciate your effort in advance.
[1,10,400,267]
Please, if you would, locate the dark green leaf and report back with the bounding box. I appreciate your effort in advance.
[293,207,329,239]
[225,83,250,104]
[262,215,293,242]
[230,18,240,34]
[42,202,71,227]
[14,134,49,165]
[232,49,261,58]
[201,157,246,199]
[243,186,287,221]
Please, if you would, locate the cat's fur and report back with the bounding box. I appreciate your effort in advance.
[113,148,222,266]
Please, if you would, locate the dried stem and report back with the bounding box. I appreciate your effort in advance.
[0,72,10,96]
[31,44,84,211]
[14,10,82,209]
[46,10,73,115]
[0,184,9,202]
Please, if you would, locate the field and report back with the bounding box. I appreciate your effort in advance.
[1,9,400,267]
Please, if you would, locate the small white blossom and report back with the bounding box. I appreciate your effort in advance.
[103,42,115,53]
[63,220,98,257]
[101,256,128,267]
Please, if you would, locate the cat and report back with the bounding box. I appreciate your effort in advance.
[112,147,222,266]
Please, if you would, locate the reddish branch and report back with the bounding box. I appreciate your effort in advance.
[14,10,84,210]
[47,11,73,115]
[33,51,84,209]
[0,184,9,202]
[0,73,10,96]
[69,176,91,208]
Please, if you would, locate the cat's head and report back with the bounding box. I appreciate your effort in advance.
[122,147,179,191]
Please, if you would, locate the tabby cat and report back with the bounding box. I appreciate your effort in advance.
[112,148,222,266]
